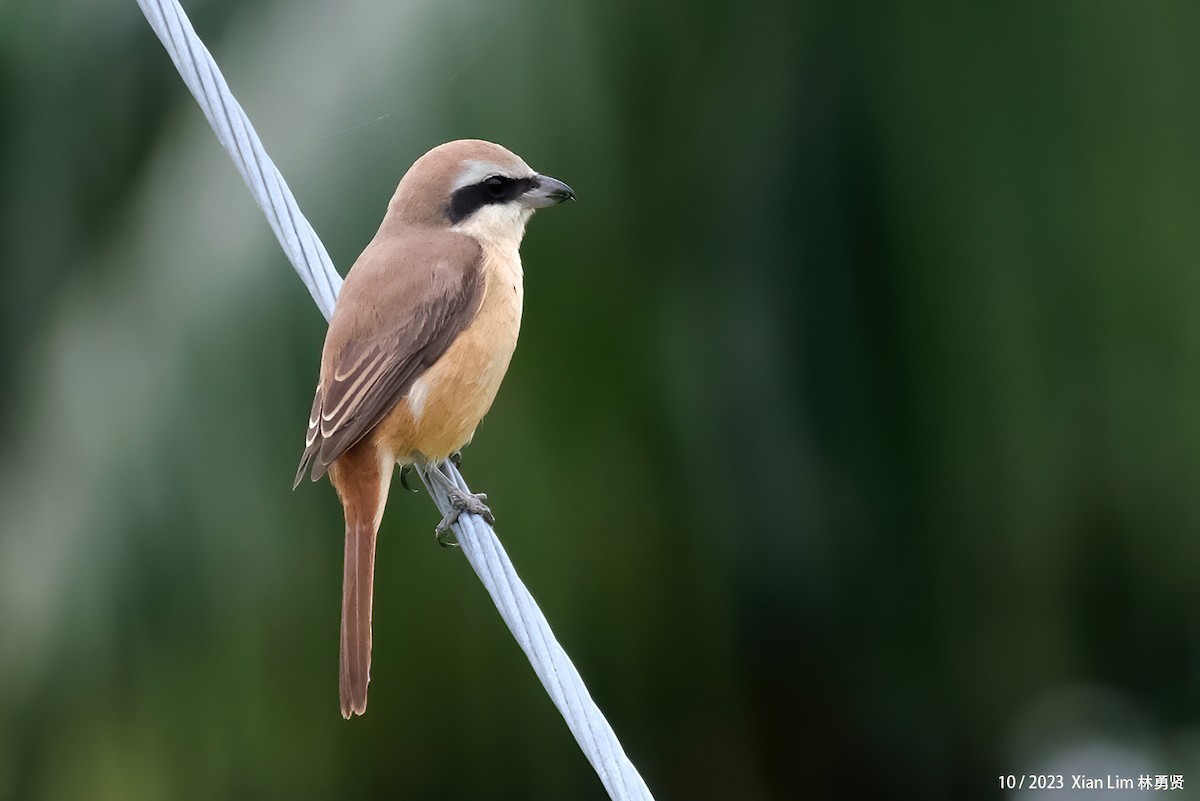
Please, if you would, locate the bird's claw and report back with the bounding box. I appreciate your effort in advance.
[433,488,494,547]
[449,488,493,523]
[434,519,459,548]
[399,465,419,493]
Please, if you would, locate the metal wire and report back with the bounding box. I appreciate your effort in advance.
[136,2,654,798]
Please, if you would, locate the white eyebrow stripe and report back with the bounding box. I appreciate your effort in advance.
[453,158,534,190]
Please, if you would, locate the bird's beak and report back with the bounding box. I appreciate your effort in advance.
[522,174,575,208]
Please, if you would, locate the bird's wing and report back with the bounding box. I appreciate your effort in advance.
[294,233,484,486]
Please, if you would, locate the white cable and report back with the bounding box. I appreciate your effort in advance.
[136,2,655,798]
[139,0,340,321]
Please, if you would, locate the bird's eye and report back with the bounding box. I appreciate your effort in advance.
[484,176,508,197]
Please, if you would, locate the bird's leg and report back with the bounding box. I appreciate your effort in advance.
[422,461,495,547]
[449,450,463,467]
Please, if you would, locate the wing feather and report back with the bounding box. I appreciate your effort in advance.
[294,233,484,487]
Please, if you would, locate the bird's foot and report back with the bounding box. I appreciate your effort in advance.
[449,450,463,467]
[433,488,494,548]
[450,488,493,523]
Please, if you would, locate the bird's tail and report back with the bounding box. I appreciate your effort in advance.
[340,510,378,718]
[332,448,391,719]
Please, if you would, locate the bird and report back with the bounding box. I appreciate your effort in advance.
[293,139,574,718]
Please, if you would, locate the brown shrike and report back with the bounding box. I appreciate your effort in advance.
[293,140,573,718]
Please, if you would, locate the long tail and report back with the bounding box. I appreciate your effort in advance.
[330,444,391,719]
[340,511,377,718]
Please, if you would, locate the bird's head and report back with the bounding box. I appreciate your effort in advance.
[386,139,573,248]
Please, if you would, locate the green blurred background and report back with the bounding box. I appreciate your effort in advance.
[2,1,1198,799]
